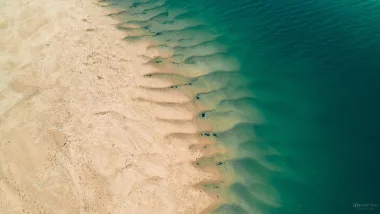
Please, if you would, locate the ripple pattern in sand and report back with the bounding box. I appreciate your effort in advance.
[97,0,303,213]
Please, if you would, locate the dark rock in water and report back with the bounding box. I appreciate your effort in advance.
[188,82,192,85]
[201,113,205,117]
[204,132,210,136]
[196,96,200,99]
[153,58,162,64]
[216,162,223,165]
[155,32,162,36]
[213,133,217,137]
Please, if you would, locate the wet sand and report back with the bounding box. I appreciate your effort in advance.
[0,0,214,213]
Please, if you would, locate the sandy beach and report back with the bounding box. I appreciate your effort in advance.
[0,0,215,213]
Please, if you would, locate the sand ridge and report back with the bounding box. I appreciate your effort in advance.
[0,0,213,213]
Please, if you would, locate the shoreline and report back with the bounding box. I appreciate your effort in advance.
[0,0,223,213]
[102,1,236,212]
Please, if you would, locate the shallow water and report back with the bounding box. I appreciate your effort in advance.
[101,0,380,213]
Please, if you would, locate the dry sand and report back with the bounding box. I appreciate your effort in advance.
[0,0,214,213]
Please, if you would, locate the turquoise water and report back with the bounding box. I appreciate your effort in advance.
[101,0,380,213]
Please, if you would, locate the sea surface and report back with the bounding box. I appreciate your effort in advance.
[101,0,380,213]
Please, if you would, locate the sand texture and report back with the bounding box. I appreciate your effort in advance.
[0,0,213,213]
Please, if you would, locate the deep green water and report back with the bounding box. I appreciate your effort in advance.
[101,0,380,213]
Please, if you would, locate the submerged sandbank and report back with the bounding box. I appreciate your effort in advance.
[0,0,214,213]
[100,1,288,213]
